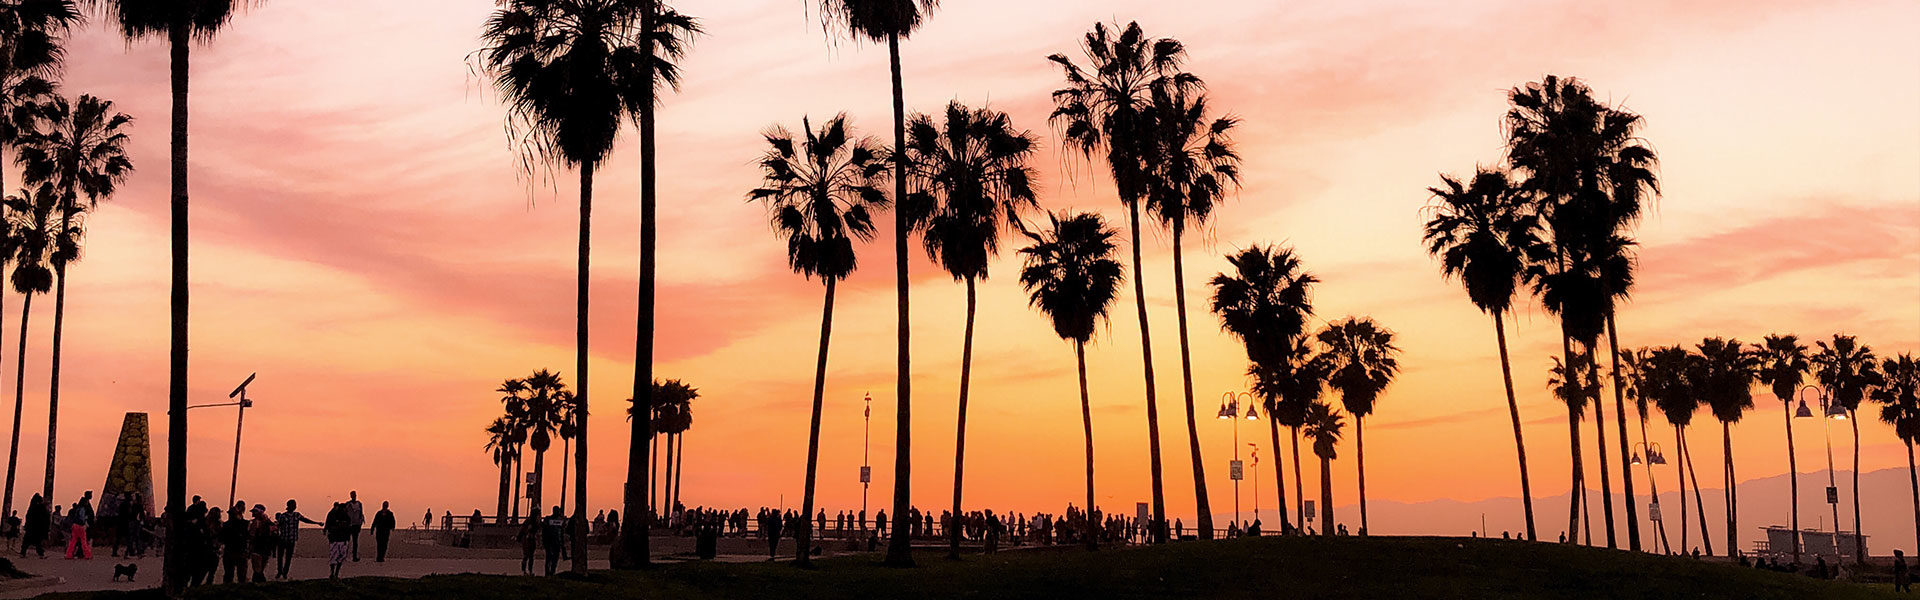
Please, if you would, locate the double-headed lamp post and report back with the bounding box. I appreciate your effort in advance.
[1219,392,1257,534]
[1793,384,1848,557]
[187,373,256,508]
[1629,441,1667,552]
[860,392,871,531]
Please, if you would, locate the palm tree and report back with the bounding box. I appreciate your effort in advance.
[485,416,518,520]
[1617,347,1671,552]
[1049,21,1201,543]
[556,393,578,514]
[1646,345,1712,555]
[83,0,261,589]
[1,183,54,522]
[813,0,937,566]
[1697,337,1757,557]
[17,93,131,502]
[650,378,697,510]
[619,0,698,569]
[901,100,1037,558]
[748,114,887,566]
[1145,84,1239,540]
[1,0,75,193]
[1872,353,1919,557]
[1209,244,1317,535]
[1754,334,1809,561]
[1316,317,1399,535]
[1257,337,1328,532]
[498,378,531,519]
[1546,349,1597,543]
[1423,167,1542,541]
[513,370,569,515]
[1017,211,1122,550]
[1302,400,1343,535]
[1812,334,1880,564]
[1507,74,1659,550]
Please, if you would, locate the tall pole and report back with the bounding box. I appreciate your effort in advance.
[1823,393,1840,558]
[228,391,246,508]
[1250,443,1259,526]
[1233,400,1241,533]
[862,393,871,528]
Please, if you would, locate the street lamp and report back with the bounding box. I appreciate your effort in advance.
[187,373,256,508]
[861,392,871,532]
[1630,441,1667,552]
[1795,384,1847,559]
[1248,442,1260,529]
[1220,391,1256,536]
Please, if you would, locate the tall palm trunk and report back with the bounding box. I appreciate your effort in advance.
[949,277,978,558]
[1566,401,1584,544]
[618,0,659,570]
[798,279,838,567]
[1905,440,1917,559]
[663,432,676,514]
[1289,427,1304,530]
[650,434,659,514]
[1675,425,1688,553]
[2,295,36,522]
[571,164,594,574]
[674,432,685,508]
[1849,413,1863,564]
[497,456,511,519]
[1682,427,1713,555]
[1722,421,1737,557]
[1075,341,1096,551]
[532,447,547,512]
[1266,415,1289,534]
[1604,314,1639,550]
[513,451,524,519]
[1168,223,1211,539]
[1784,398,1800,561]
[1492,312,1536,541]
[1587,344,1616,549]
[162,23,193,597]
[1318,455,1333,536]
[1120,200,1167,544]
[1356,416,1368,534]
[882,31,917,569]
[43,212,74,503]
[560,437,572,514]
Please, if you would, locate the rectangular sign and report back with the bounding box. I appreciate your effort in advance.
[1229,460,1244,481]
[1827,486,1838,504]
[859,466,871,483]
[1648,501,1660,520]
[1304,500,1315,521]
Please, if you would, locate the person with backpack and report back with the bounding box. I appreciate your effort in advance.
[248,505,276,583]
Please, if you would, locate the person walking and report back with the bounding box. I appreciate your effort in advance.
[541,506,566,576]
[324,502,352,579]
[220,501,250,582]
[1895,549,1910,593]
[64,500,92,559]
[248,505,275,583]
[20,495,47,558]
[517,515,538,575]
[424,508,433,530]
[372,501,396,562]
[345,491,365,561]
[274,499,321,579]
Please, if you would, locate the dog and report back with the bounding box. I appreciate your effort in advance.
[112,563,138,582]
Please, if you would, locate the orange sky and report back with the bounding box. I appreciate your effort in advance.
[8,0,1916,545]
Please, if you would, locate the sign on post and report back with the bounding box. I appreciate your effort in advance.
[1826,486,1838,504]
[1229,460,1244,481]
[859,466,871,483]
[1649,501,1661,521]
[1304,500,1315,521]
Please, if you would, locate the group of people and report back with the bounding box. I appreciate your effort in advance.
[5,491,151,559]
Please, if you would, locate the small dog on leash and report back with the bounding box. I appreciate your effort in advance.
[111,563,138,582]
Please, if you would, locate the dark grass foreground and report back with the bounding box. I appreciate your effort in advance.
[42,536,1900,600]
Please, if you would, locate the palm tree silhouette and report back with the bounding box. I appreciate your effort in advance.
[82,0,261,587]
[485,416,519,521]
[1049,21,1201,543]
[749,114,887,566]
[1209,244,1316,535]
[1697,337,1756,557]
[1812,334,1881,564]
[812,0,938,566]
[1872,353,1918,556]
[1017,211,1122,550]
[1616,347,1672,552]
[0,0,76,199]
[498,378,531,519]
[901,100,1038,558]
[651,378,696,511]
[511,370,570,516]
[1423,167,1541,541]
[620,0,699,569]
[557,393,579,515]
[1145,84,1239,540]
[17,93,132,503]
[1755,334,1810,561]
[1302,400,1342,535]
[0,183,53,526]
[1644,345,1713,555]
[1316,317,1398,536]
[1546,349,1598,544]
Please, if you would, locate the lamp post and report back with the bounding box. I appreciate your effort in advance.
[1787,384,1820,562]
[1629,441,1667,553]
[1249,442,1260,529]
[861,392,871,532]
[1796,384,1846,559]
[188,373,256,508]
[1220,391,1257,535]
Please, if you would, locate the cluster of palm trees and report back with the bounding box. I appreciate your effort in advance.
[484,371,574,521]
[1422,74,1920,560]
[0,0,135,554]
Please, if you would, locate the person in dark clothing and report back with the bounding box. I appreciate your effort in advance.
[517,516,538,575]
[1894,549,1910,593]
[248,505,275,583]
[324,502,352,579]
[765,511,783,559]
[220,502,250,583]
[20,495,47,558]
[372,502,396,562]
[541,507,566,576]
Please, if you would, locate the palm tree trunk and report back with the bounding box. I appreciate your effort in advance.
[1682,427,1713,556]
[1905,440,1917,560]
[1121,198,1167,544]
[162,23,193,597]
[881,31,917,571]
[1318,456,1333,536]
[650,434,659,515]
[532,448,547,512]
[1722,421,1737,557]
[1289,427,1304,530]
[1075,340,1096,551]
[1588,346,1616,549]
[1675,424,1688,553]
[2,295,36,524]
[663,432,676,514]
[1785,398,1800,562]
[618,0,659,571]
[1604,314,1640,551]
[513,451,524,519]
[949,277,978,558]
[1565,386,1583,544]
[497,456,511,520]
[1169,224,1211,540]
[571,164,594,574]
[1850,412,1863,565]
[673,433,685,509]
[560,437,571,515]
[799,279,838,567]
[1266,415,1289,534]
[1492,312,1536,541]
[42,223,73,504]
[1356,415,1368,534]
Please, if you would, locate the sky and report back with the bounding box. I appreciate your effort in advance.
[8,0,1917,548]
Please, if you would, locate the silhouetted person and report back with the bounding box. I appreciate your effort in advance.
[66,492,94,559]
[373,501,396,562]
[1814,556,1829,579]
[766,512,783,559]
[248,505,274,583]
[275,499,320,579]
[20,494,46,558]
[876,509,887,538]
[541,506,566,576]
[346,491,365,561]
[221,501,250,582]
[424,508,433,530]
[1894,549,1910,592]
[517,516,538,575]
[324,502,352,579]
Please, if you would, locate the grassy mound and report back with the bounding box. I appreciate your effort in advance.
[41,536,1900,599]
